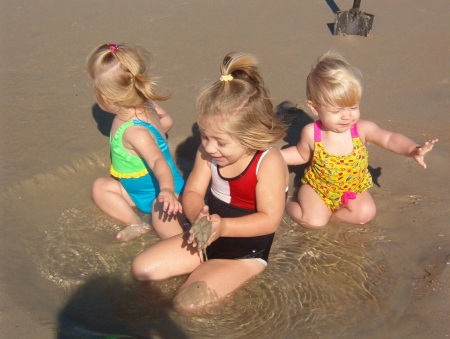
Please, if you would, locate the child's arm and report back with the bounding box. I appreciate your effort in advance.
[360,120,438,168]
[281,123,314,165]
[153,102,173,134]
[182,146,213,223]
[124,126,182,214]
[206,148,288,244]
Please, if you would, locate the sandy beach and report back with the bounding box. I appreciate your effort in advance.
[1,0,449,337]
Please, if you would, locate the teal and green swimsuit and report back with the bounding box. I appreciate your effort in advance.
[110,119,185,214]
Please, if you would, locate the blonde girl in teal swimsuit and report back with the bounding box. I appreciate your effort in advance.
[87,43,185,241]
[281,52,438,229]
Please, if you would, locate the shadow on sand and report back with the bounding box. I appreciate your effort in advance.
[276,101,313,191]
[92,104,115,137]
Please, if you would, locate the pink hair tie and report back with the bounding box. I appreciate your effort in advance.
[108,43,119,53]
[341,191,357,205]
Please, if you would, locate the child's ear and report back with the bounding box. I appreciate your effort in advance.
[307,101,319,116]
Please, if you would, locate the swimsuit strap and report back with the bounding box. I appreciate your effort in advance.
[314,120,322,142]
[255,147,273,174]
[350,123,359,138]
[133,119,164,141]
[315,120,359,140]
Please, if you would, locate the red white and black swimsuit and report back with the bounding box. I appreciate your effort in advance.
[205,148,275,263]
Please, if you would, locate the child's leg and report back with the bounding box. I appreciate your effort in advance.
[92,178,150,241]
[132,232,202,281]
[173,258,266,315]
[152,196,186,239]
[286,184,332,228]
[331,190,376,224]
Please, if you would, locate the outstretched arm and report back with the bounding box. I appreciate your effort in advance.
[360,120,438,168]
[409,139,438,168]
[280,123,314,166]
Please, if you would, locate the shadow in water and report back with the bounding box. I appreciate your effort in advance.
[92,104,115,137]
[57,275,188,339]
[174,123,202,180]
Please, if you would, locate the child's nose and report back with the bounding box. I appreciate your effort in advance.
[341,109,351,119]
[204,140,216,154]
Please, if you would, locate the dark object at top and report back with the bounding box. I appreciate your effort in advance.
[334,0,374,37]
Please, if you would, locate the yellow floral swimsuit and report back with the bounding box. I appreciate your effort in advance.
[301,120,373,211]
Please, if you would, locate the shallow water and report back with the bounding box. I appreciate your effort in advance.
[1,151,448,339]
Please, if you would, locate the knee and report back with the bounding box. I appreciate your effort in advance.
[353,204,377,225]
[355,204,376,224]
[92,177,109,199]
[131,256,165,282]
[301,214,329,229]
[286,200,330,229]
[173,281,219,315]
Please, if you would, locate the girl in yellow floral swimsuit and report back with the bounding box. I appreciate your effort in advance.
[303,119,373,211]
[281,52,438,229]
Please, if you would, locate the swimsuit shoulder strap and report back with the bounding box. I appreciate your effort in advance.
[314,120,322,142]
[255,148,272,174]
[133,119,163,140]
[111,120,133,138]
[350,122,359,138]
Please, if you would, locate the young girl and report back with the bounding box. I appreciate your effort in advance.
[281,52,438,229]
[87,43,185,242]
[132,52,289,314]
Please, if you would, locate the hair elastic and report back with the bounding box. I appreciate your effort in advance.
[220,74,233,82]
[108,43,119,53]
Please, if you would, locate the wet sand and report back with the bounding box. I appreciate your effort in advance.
[1,0,449,337]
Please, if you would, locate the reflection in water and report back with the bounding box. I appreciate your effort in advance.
[28,201,392,338]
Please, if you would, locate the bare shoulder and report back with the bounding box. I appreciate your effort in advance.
[357,119,384,134]
[297,122,316,150]
[191,145,213,173]
[123,124,155,143]
[300,122,315,140]
[357,119,379,129]
[301,122,315,136]
[357,120,385,143]
[260,146,284,161]
[185,145,213,192]
[258,147,289,180]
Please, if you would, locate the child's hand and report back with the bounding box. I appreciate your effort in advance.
[412,139,438,168]
[187,207,225,248]
[157,189,182,215]
[187,206,210,247]
[207,214,226,245]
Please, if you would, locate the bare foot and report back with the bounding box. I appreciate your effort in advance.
[116,222,151,242]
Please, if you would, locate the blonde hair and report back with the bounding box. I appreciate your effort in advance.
[306,52,363,107]
[86,43,168,108]
[197,52,286,151]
